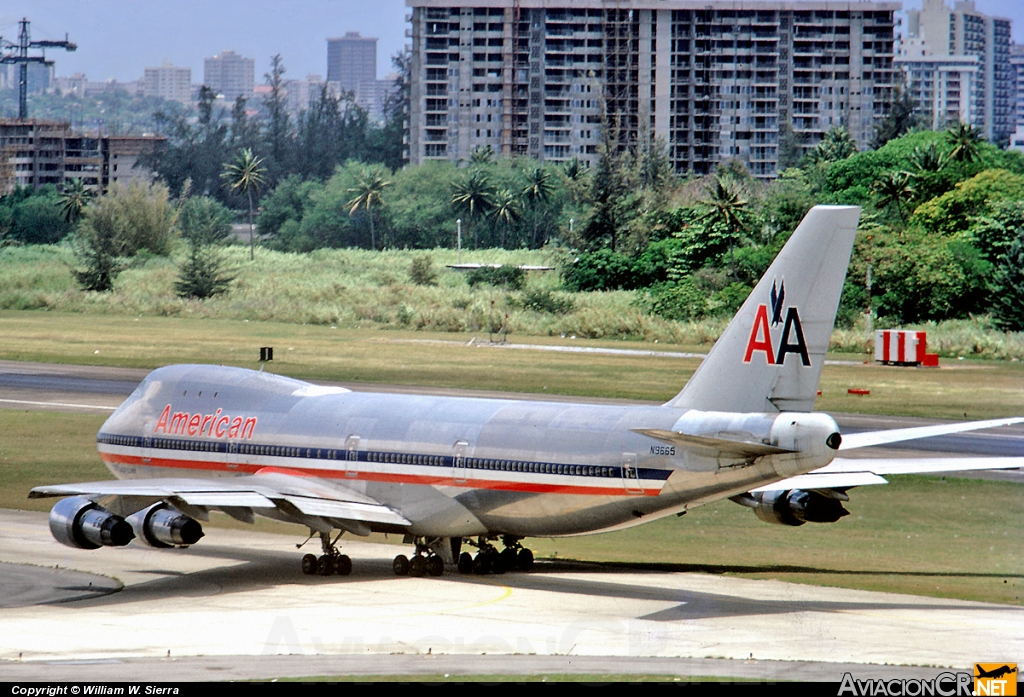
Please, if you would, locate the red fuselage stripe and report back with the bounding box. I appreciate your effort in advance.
[99,452,663,497]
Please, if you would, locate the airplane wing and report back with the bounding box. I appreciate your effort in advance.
[29,469,411,532]
[752,456,1024,492]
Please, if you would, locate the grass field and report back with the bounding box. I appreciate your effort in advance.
[4,242,1024,359]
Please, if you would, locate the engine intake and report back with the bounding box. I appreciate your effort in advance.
[129,502,204,548]
[736,489,850,526]
[49,496,135,549]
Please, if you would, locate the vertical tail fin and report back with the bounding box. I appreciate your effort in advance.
[666,205,861,413]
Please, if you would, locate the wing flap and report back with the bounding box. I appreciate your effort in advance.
[176,492,275,508]
[283,495,410,525]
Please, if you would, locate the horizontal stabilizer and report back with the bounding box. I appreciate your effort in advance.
[753,456,1024,491]
[632,428,795,458]
[839,416,1024,450]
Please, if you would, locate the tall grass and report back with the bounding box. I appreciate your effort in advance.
[3,243,1024,358]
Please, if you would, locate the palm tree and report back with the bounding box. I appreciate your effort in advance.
[521,166,554,247]
[58,179,94,226]
[910,142,946,174]
[702,174,749,280]
[872,170,916,225]
[491,188,522,247]
[946,122,983,164]
[451,169,495,249]
[469,145,495,167]
[221,148,266,260]
[806,126,857,165]
[346,166,392,250]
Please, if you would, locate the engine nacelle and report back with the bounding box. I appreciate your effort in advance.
[742,489,850,526]
[49,496,135,549]
[128,503,204,548]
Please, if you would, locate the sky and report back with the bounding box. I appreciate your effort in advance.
[2,0,1023,85]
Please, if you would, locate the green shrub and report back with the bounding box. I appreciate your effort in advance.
[466,265,524,290]
[409,254,438,286]
[517,287,575,314]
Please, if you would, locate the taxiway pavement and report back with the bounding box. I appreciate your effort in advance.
[1,508,1021,681]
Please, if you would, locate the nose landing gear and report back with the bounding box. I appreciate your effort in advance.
[299,531,351,576]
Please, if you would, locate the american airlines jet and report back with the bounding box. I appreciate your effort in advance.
[31,206,1024,578]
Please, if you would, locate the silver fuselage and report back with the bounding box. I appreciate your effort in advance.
[97,365,838,538]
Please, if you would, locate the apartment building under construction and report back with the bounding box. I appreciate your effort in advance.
[0,119,164,195]
[406,0,899,178]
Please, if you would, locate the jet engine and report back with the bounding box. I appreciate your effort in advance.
[128,502,204,548]
[49,496,135,549]
[735,489,850,526]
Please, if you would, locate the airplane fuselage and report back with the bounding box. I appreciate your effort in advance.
[96,364,838,538]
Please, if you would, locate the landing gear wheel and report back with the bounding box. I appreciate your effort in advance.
[458,552,474,575]
[473,553,491,575]
[393,554,410,576]
[409,555,427,577]
[316,554,335,576]
[517,548,534,572]
[490,550,507,575]
[334,554,352,576]
[499,548,517,573]
[301,553,318,575]
[427,555,444,577]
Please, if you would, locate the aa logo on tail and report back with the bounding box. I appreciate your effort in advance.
[743,280,811,366]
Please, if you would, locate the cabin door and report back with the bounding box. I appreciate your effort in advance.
[345,435,360,478]
[452,441,469,484]
[622,452,643,495]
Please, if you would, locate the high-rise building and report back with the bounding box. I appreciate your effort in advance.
[407,0,899,178]
[204,50,255,102]
[143,62,192,105]
[902,0,1012,142]
[895,54,979,130]
[327,32,378,93]
[1010,44,1024,129]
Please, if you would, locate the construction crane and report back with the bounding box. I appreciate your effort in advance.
[1,17,77,119]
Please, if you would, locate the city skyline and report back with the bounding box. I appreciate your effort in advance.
[0,0,406,85]
[3,1,1024,88]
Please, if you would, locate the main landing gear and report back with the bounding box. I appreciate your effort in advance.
[300,531,352,577]
[457,535,533,576]
[390,535,535,577]
[392,536,444,577]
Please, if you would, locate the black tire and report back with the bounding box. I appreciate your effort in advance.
[409,555,427,577]
[301,553,317,575]
[458,552,474,574]
[517,548,534,572]
[490,550,507,575]
[393,554,410,576]
[427,555,444,576]
[335,555,352,576]
[316,554,334,576]
[473,553,491,575]
[499,548,518,573]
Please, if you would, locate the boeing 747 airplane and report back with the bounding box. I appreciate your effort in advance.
[30,206,1024,577]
